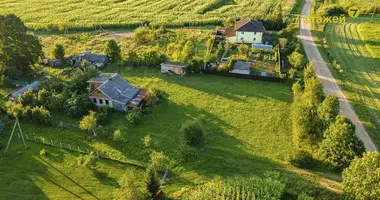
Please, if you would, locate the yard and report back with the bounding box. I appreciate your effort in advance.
[1,66,339,199]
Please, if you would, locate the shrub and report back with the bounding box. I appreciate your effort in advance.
[143,135,152,148]
[52,44,65,60]
[113,129,124,142]
[31,106,52,125]
[18,88,37,106]
[288,68,297,80]
[149,151,169,170]
[145,166,163,200]
[288,51,306,69]
[40,149,47,156]
[126,107,143,125]
[79,111,98,136]
[342,152,380,200]
[96,106,112,125]
[105,39,121,63]
[114,171,146,200]
[77,152,98,168]
[180,120,204,147]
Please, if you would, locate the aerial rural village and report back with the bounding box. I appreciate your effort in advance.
[0,0,380,199]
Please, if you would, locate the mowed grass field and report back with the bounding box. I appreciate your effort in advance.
[324,19,380,147]
[0,0,297,30]
[0,69,298,199]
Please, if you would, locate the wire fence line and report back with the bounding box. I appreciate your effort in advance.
[24,134,148,169]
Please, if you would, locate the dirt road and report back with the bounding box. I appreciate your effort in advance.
[298,0,378,151]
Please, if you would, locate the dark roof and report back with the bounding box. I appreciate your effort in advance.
[235,19,265,32]
[10,81,40,98]
[84,52,108,64]
[95,74,140,104]
[161,61,189,68]
[88,73,116,83]
[233,61,251,70]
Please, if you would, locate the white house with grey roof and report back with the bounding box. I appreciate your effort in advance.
[224,19,265,44]
[88,73,146,112]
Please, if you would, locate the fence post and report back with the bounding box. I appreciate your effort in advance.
[51,140,54,146]
[34,136,37,142]
[25,134,29,140]
[69,144,72,150]
[60,142,62,148]
[42,138,45,144]
[77,146,81,153]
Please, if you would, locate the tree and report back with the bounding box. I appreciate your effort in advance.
[37,88,50,107]
[0,14,42,79]
[288,51,306,69]
[52,44,65,60]
[79,111,97,136]
[65,93,92,118]
[317,95,340,127]
[114,171,146,200]
[31,106,52,125]
[318,116,365,171]
[180,120,204,147]
[105,39,121,63]
[18,88,37,106]
[342,152,380,199]
[180,41,195,63]
[145,167,162,199]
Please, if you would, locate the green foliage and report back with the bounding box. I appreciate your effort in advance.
[318,116,365,171]
[52,44,65,60]
[30,106,52,125]
[126,107,143,125]
[297,193,315,200]
[39,149,47,156]
[96,106,112,125]
[143,135,152,148]
[180,120,204,147]
[288,68,297,79]
[0,14,42,79]
[105,39,121,63]
[145,166,162,199]
[77,152,98,168]
[5,101,24,117]
[288,51,306,69]
[186,57,205,73]
[134,26,152,44]
[237,44,251,60]
[317,95,339,128]
[79,111,97,136]
[18,88,37,106]
[342,152,380,200]
[186,172,285,200]
[149,151,169,170]
[114,171,146,200]
[113,129,124,142]
[288,150,316,169]
[65,93,92,118]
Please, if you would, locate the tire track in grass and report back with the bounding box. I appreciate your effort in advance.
[329,23,380,141]
[344,23,380,128]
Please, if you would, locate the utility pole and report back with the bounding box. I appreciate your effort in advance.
[371,6,377,22]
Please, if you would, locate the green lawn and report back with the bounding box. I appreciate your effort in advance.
[322,19,380,148]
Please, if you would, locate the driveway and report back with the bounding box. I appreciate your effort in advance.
[298,0,378,151]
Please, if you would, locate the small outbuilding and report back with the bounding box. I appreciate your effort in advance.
[68,52,108,68]
[8,81,40,100]
[160,61,188,75]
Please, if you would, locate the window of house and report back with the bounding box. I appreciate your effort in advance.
[241,32,244,34]
[99,99,103,104]
[93,98,97,103]
[254,32,256,35]
[105,100,109,105]
[253,38,256,41]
